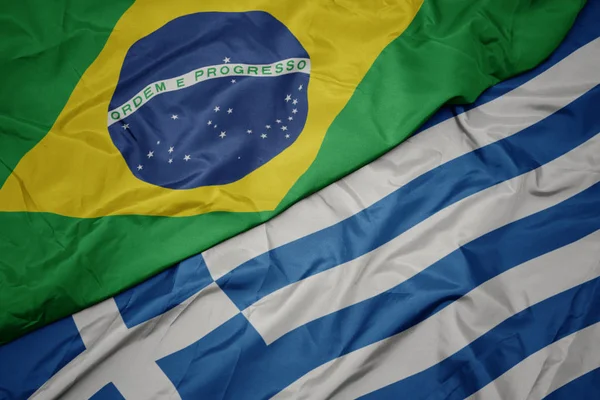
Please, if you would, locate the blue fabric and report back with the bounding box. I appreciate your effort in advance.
[90,383,125,400]
[108,11,309,188]
[0,317,85,399]
[115,253,214,328]
[217,82,600,311]
[158,182,600,399]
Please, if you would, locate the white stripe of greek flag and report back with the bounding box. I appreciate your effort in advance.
[467,320,600,400]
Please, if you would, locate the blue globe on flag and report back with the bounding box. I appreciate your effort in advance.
[107,11,310,189]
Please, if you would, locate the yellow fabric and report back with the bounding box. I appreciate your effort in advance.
[0,0,422,217]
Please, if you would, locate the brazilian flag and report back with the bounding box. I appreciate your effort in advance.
[0,0,585,343]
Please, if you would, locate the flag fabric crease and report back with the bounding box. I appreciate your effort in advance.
[1,0,599,398]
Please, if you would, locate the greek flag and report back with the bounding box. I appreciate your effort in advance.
[2,2,600,399]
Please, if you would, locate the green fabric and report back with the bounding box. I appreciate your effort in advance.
[0,0,585,343]
[0,0,135,186]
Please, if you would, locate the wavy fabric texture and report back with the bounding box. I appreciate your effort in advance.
[0,0,586,344]
[0,3,599,398]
